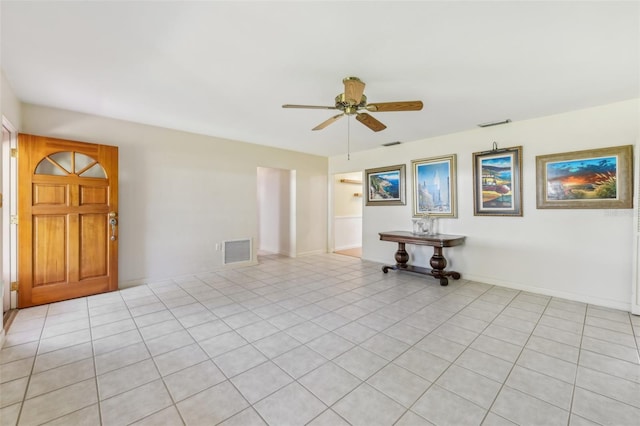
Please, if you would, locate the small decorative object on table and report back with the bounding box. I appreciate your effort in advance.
[425,213,437,235]
[412,217,426,234]
[412,212,437,235]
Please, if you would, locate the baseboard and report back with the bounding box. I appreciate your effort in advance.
[297,249,327,257]
[2,308,18,340]
[118,260,261,289]
[461,272,632,312]
[363,255,633,312]
[334,244,362,251]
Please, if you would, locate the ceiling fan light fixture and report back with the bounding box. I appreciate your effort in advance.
[477,119,512,128]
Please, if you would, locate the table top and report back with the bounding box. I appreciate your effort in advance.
[379,231,466,247]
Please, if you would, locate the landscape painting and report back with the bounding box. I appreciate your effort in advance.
[546,157,617,200]
[536,145,633,209]
[411,155,457,217]
[472,146,522,216]
[365,164,406,206]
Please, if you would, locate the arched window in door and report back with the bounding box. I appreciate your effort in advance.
[35,151,106,178]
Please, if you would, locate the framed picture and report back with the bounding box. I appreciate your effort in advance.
[411,154,457,217]
[472,146,523,216]
[536,145,633,209]
[365,164,406,206]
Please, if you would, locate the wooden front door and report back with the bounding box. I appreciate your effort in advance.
[18,134,118,307]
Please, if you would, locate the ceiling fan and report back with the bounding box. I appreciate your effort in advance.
[282,76,423,132]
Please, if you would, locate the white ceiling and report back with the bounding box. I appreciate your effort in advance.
[1,1,638,157]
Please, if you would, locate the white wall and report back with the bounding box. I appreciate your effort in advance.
[1,70,22,129]
[257,167,293,256]
[330,99,639,311]
[21,104,328,284]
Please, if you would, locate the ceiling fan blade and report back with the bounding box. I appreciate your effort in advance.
[356,113,387,132]
[282,104,337,110]
[366,101,423,112]
[343,77,365,105]
[312,114,344,131]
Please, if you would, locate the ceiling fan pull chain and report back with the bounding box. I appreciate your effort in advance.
[347,116,351,160]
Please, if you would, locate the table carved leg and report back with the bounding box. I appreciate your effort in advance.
[382,242,461,286]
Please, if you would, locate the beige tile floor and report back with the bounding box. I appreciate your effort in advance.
[1,253,639,425]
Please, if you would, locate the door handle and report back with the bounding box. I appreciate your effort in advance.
[109,212,118,241]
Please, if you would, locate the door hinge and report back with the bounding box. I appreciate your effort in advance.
[10,148,17,158]
[11,282,18,292]
[10,215,18,225]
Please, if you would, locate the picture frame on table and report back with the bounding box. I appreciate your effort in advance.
[411,154,457,217]
[536,145,633,209]
[365,164,406,206]
[472,146,523,216]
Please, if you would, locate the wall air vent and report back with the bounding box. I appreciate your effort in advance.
[223,238,252,265]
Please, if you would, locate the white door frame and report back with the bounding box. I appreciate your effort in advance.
[2,116,18,349]
[632,138,639,315]
[2,117,18,314]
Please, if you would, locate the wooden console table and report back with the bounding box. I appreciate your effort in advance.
[379,231,465,286]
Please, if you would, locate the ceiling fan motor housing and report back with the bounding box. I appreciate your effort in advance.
[335,93,367,115]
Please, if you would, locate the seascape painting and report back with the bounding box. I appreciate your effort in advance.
[545,156,618,201]
[365,164,406,206]
[369,171,400,200]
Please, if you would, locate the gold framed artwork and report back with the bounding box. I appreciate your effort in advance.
[536,145,633,209]
[411,154,457,217]
[472,146,523,216]
[365,164,406,206]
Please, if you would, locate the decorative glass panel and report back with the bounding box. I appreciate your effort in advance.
[74,153,95,174]
[35,158,68,176]
[49,152,72,174]
[35,151,107,178]
[79,163,106,178]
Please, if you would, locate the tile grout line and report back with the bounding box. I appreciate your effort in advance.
[13,303,49,426]
[565,299,589,426]
[360,279,500,424]
[476,291,554,425]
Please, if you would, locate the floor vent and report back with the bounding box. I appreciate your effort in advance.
[223,239,252,264]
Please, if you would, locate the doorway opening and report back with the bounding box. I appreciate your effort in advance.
[333,171,363,258]
[256,167,296,259]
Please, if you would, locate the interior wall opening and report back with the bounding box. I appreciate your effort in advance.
[256,166,296,258]
[333,171,363,258]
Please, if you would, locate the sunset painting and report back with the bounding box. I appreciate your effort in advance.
[545,155,618,201]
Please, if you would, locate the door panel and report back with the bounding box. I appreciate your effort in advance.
[33,184,67,205]
[79,213,108,279]
[80,186,108,205]
[33,215,67,286]
[18,134,118,307]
